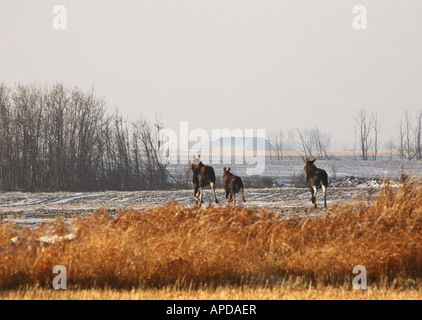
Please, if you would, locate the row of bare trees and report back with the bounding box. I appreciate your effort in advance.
[0,83,168,191]
[354,109,381,160]
[393,109,422,160]
[355,108,422,161]
[270,108,422,162]
[269,127,331,160]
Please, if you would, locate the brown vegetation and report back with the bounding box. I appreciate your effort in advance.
[0,177,421,293]
[1,283,421,300]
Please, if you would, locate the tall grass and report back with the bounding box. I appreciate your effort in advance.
[1,178,421,290]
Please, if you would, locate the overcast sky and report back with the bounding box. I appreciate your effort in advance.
[1,0,421,150]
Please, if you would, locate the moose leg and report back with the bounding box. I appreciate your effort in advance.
[227,193,233,203]
[322,184,327,208]
[198,187,203,207]
[193,186,200,204]
[225,187,231,201]
[210,182,218,204]
[195,187,204,204]
[312,186,318,208]
[308,186,314,203]
[241,187,246,202]
[226,186,234,203]
[231,190,236,206]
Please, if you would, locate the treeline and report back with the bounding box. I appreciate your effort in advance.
[0,83,168,191]
[268,127,331,160]
[269,108,422,161]
[355,109,422,161]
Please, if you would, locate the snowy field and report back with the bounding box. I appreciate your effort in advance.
[0,187,370,224]
[0,157,421,225]
[167,156,422,184]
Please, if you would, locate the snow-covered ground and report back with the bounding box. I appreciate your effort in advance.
[0,187,371,224]
[0,157,420,225]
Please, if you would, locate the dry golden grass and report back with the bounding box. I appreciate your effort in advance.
[1,284,421,300]
[1,177,422,299]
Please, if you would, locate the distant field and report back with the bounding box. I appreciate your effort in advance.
[168,156,422,183]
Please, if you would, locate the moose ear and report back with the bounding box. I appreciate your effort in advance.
[228,167,231,172]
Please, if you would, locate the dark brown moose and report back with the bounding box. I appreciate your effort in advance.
[302,157,328,208]
[223,167,246,205]
[189,156,218,207]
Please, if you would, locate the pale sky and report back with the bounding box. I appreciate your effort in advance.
[1,0,422,150]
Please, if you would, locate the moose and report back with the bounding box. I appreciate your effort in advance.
[189,155,218,207]
[223,167,246,205]
[302,157,328,208]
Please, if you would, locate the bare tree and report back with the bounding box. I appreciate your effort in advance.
[385,138,395,160]
[294,127,331,159]
[414,111,422,160]
[371,112,381,160]
[396,120,405,160]
[355,109,372,160]
[0,84,12,189]
[286,128,296,152]
[132,116,168,189]
[269,130,283,159]
[311,127,331,159]
[404,110,413,160]
[295,128,314,158]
